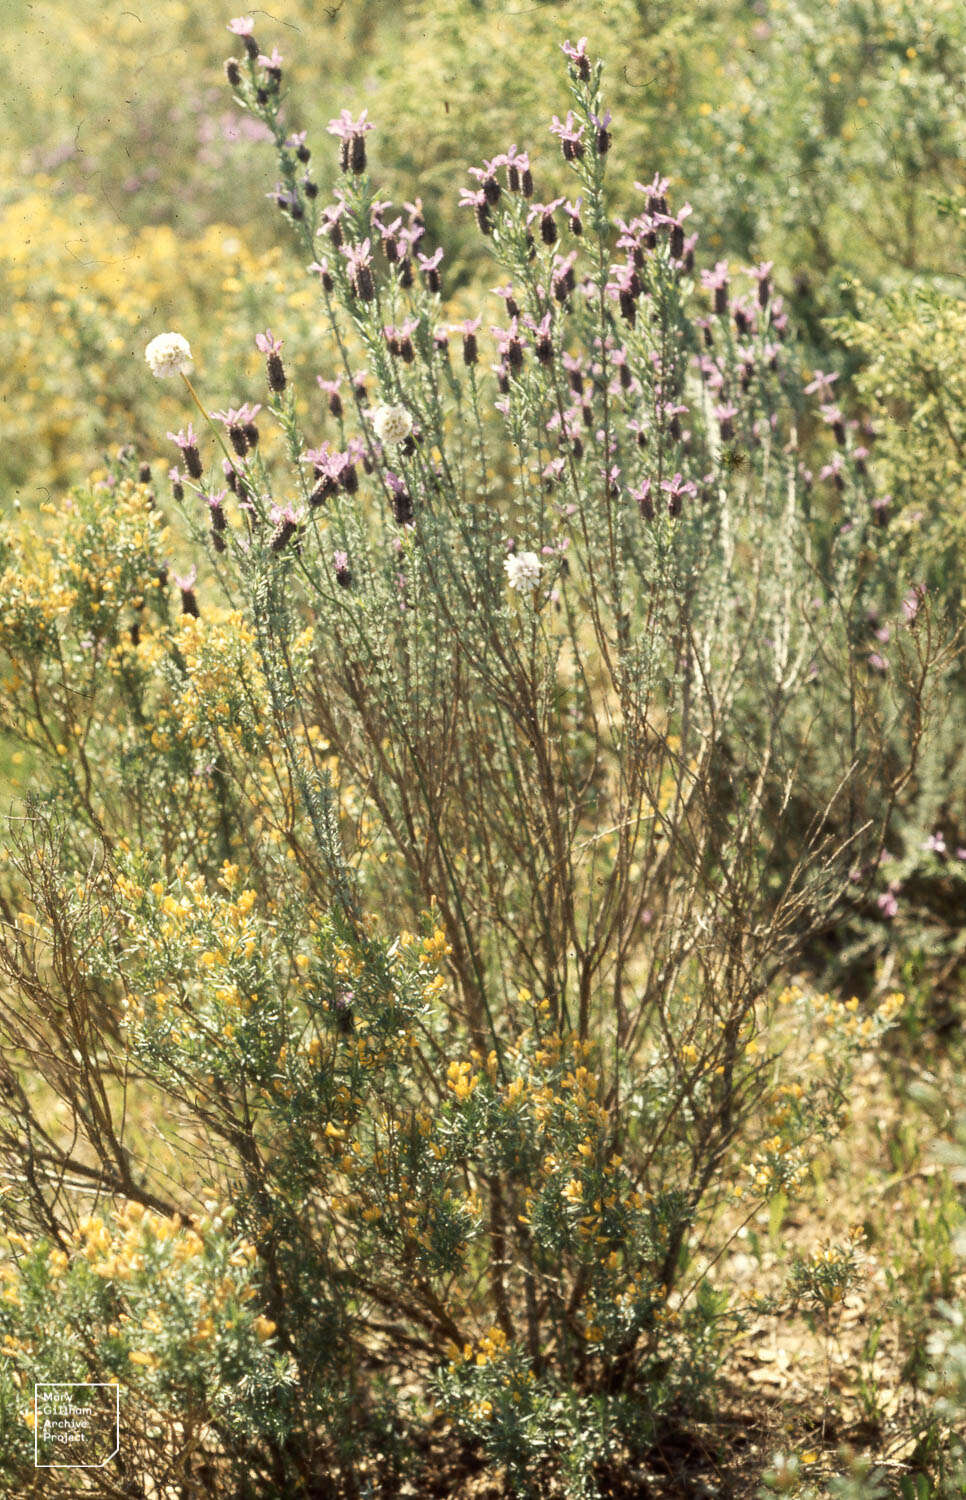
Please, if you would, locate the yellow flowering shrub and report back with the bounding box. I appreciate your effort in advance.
[0,194,305,494]
[0,1204,285,1476]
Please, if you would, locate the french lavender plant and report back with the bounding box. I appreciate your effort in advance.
[0,20,945,1500]
[204,29,931,1069]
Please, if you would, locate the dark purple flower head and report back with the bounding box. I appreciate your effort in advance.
[660,472,697,517]
[663,401,689,442]
[207,489,228,544]
[212,403,261,457]
[732,295,756,336]
[168,424,203,480]
[468,159,503,205]
[269,504,303,553]
[286,130,309,157]
[502,146,532,195]
[532,311,554,365]
[655,202,692,258]
[636,173,670,215]
[563,197,583,234]
[418,246,444,292]
[550,112,585,161]
[700,259,730,314]
[607,258,642,323]
[491,318,525,371]
[528,197,565,245]
[821,403,848,446]
[308,256,335,292]
[455,316,481,366]
[342,238,375,299]
[714,402,739,441]
[492,283,521,319]
[632,478,654,520]
[385,470,413,525]
[459,186,491,234]
[749,259,774,307]
[342,238,372,273]
[377,214,403,261]
[383,316,420,362]
[317,374,343,417]
[317,198,347,249]
[256,332,286,392]
[265,182,300,219]
[562,351,584,390]
[172,566,200,617]
[590,109,612,154]
[327,108,373,173]
[562,36,591,81]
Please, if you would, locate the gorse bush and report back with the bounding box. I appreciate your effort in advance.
[0,196,330,497]
[0,19,954,1499]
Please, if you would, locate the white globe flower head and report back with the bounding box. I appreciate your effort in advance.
[504,551,542,592]
[371,402,414,446]
[145,331,193,379]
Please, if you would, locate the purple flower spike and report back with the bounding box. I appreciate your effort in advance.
[562,36,591,81]
[550,111,585,162]
[701,260,730,315]
[256,330,286,392]
[327,108,374,173]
